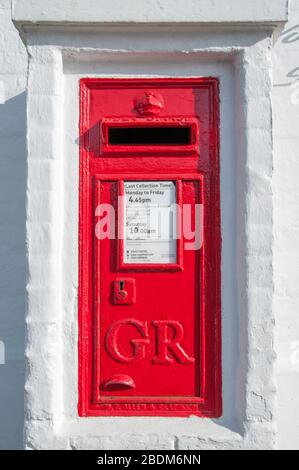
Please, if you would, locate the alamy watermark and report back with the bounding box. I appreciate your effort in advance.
[94,198,203,251]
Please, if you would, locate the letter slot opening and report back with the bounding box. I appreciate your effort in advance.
[108,126,191,145]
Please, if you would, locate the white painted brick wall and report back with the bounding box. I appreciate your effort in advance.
[0,0,27,450]
[0,0,298,449]
[273,0,299,451]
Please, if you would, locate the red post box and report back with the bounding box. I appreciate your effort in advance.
[78,78,221,417]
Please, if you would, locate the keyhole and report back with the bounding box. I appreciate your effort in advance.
[119,280,125,291]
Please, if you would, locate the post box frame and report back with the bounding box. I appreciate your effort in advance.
[78,78,222,417]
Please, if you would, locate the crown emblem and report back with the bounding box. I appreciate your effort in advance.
[134,91,164,116]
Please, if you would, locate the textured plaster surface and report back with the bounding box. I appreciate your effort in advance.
[0,0,27,449]
[0,0,297,450]
[273,0,299,450]
[12,0,288,26]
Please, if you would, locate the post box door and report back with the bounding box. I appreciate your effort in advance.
[95,176,201,400]
[79,78,221,417]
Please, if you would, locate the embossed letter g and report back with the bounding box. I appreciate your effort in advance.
[105,319,150,363]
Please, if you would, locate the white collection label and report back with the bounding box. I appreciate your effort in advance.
[124,181,177,264]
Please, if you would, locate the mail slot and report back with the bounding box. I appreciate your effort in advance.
[79,78,222,417]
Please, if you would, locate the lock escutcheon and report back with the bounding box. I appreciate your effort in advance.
[112,278,135,305]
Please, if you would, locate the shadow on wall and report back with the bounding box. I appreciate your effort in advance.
[0,91,27,449]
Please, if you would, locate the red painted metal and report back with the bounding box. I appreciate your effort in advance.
[78,78,222,417]
[134,90,164,116]
[112,278,136,305]
[102,374,136,391]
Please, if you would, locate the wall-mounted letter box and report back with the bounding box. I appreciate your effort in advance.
[79,78,221,417]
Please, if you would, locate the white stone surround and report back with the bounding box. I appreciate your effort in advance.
[12,0,288,450]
